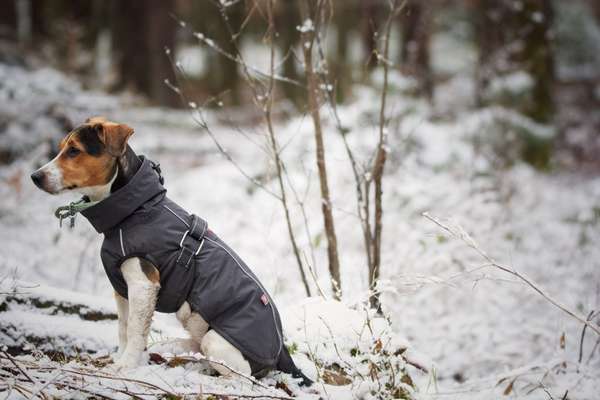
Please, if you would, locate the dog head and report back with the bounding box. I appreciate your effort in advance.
[31,117,134,195]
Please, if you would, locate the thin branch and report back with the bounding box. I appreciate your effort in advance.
[282,161,321,290]
[172,5,313,296]
[164,52,282,201]
[162,354,271,390]
[171,15,302,88]
[422,212,600,337]
[261,0,312,296]
[313,11,373,273]
[299,0,342,299]
[368,0,406,312]
[1,356,294,400]
[578,310,596,364]
[1,351,48,400]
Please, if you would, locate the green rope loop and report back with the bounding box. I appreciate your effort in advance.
[54,198,99,228]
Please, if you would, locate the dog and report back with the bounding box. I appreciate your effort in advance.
[31,117,311,385]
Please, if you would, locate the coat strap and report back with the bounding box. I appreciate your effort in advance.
[188,214,208,241]
[176,214,207,269]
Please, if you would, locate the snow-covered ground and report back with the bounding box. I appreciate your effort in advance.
[1,63,599,399]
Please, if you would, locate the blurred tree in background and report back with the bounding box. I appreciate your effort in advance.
[0,0,599,169]
[473,0,554,122]
[111,0,177,106]
[400,0,433,99]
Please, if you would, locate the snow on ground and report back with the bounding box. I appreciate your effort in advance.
[1,64,600,399]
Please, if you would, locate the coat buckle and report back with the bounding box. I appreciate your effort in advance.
[179,230,205,255]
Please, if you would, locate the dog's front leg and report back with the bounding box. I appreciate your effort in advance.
[113,291,129,362]
[113,257,159,370]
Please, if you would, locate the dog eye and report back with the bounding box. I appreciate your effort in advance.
[66,147,81,157]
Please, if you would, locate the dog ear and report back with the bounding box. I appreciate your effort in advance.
[86,116,107,124]
[95,122,134,157]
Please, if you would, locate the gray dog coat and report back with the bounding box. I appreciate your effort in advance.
[80,157,283,373]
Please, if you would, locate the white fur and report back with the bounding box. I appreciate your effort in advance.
[113,291,129,361]
[112,258,159,371]
[78,170,117,201]
[83,167,251,376]
[33,155,117,200]
[36,156,63,193]
[176,301,251,378]
[176,301,209,344]
[33,137,252,374]
[201,330,252,377]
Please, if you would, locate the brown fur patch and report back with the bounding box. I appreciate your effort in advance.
[53,116,134,190]
[85,116,108,124]
[140,259,160,284]
[56,133,115,189]
[86,116,134,157]
[99,122,134,156]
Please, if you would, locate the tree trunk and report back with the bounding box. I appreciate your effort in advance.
[211,2,242,105]
[515,0,554,123]
[110,0,149,94]
[299,1,342,299]
[332,0,354,103]
[361,0,379,70]
[0,0,17,40]
[146,0,178,107]
[474,0,554,123]
[400,0,433,99]
[368,0,398,313]
[278,0,301,106]
[472,0,500,106]
[588,0,600,23]
[16,0,32,46]
[110,0,177,107]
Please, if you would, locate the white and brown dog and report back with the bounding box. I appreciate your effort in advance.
[31,117,311,385]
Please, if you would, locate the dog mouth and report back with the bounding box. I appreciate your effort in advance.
[31,170,73,194]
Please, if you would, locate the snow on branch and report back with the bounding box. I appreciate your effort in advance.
[422,212,600,337]
[0,351,293,400]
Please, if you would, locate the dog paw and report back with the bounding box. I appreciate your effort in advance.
[110,352,143,371]
[110,348,126,363]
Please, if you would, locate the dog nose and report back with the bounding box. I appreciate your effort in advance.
[31,171,45,188]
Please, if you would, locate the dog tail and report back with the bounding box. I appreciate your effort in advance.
[277,346,313,387]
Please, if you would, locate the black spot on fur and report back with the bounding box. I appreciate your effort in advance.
[75,125,104,156]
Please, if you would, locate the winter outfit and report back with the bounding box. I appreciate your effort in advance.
[81,156,288,375]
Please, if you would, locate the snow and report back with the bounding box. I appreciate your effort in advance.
[1,59,599,399]
[297,19,315,34]
[0,63,117,160]
[487,71,534,97]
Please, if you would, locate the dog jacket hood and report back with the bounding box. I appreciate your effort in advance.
[81,156,283,368]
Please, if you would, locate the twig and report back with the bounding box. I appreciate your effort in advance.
[578,310,596,364]
[587,335,600,364]
[163,354,271,391]
[163,72,281,201]
[171,4,314,297]
[313,27,377,300]
[422,212,600,337]
[171,15,302,88]
[282,162,323,295]
[299,0,342,299]
[261,0,312,296]
[2,357,294,400]
[368,0,406,312]
[1,351,48,400]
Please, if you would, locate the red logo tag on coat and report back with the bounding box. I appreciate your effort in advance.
[260,293,269,305]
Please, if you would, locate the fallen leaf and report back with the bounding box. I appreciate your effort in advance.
[149,353,167,365]
[503,378,516,396]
